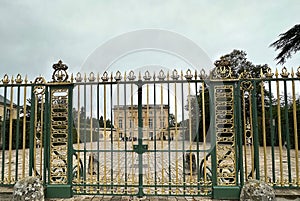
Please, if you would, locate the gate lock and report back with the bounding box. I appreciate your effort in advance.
[133,144,148,154]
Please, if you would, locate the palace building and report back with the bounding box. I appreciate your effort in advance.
[113,104,180,140]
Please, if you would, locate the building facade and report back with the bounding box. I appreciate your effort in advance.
[0,95,17,121]
[113,104,179,140]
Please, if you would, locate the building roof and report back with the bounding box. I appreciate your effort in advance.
[0,94,12,105]
[113,104,169,110]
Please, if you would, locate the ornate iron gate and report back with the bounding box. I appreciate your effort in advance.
[71,69,216,198]
[1,60,300,200]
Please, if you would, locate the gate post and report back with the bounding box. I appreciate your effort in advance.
[45,61,73,198]
[210,60,241,199]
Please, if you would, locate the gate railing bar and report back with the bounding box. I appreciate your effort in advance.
[252,81,260,180]
[43,86,49,185]
[153,78,157,195]
[1,85,7,182]
[195,79,200,194]
[8,79,14,183]
[14,83,21,181]
[167,75,170,195]
[275,70,284,186]
[267,79,276,184]
[180,72,186,195]
[283,78,292,184]
[83,77,87,190]
[29,85,35,177]
[88,81,93,185]
[201,80,208,191]
[260,75,268,182]
[146,81,150,194]
[160,79,164,194]
[174,80,179,194]
[129,80,134,194]
[291,70,299,185]
[103,80,107,193]
[236,81,244,186]
[96,82,100,193]
[22,77,28,179]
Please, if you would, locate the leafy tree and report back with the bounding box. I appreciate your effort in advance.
[185,50,273,143]
[270,24,300,64]
[183,84,210,142]
[214,49,269,78]
[99,116,104,128]
[168,113,179,128]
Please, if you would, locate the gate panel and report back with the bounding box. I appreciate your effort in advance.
[72,72,140,195]
[71,70,214,197]
[46,61,73,198]
[0,74,48,186]
[210,62,241,199]
[238,67,300,188]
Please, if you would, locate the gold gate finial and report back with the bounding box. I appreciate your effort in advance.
[212,56,233,79]
[52,60,69,82]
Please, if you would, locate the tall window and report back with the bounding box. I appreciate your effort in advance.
[149,118,153,129]
[149,132,153,139]
[6,109,10,120]
[118,119,122,129]
[160,118,165,128]
[129,119,133,128]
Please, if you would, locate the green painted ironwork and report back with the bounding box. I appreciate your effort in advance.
[0,62,300,200]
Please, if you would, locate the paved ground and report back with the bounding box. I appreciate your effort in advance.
[0,194,219,201]
[1,140,300,200]
[0,194,300,201]
[1,186,300,200]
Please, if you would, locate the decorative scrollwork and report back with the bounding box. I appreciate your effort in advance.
[114,71,122,81]
[127,70,136,81]
[33,76,46,95]
[240,81,253,91]
[199,69,207,79]
[143,71,151,81]
[281,67,289,78]
[296,66,300,78]
[75,72,83,82]
[184,69,193,80]
[215,85,236,185]
[2,74,10,84]
[15,74,23,84]
[52,60,69,82]
[50,88,69,184]
[88,72,96,82]
[101,71,109,82]
[212,57,233,79]
[171,69,179,80]
[239,70,252,79]
[265,68,274,78]
[158,70,166,81]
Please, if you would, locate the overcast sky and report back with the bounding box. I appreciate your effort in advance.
[0,0,299,81]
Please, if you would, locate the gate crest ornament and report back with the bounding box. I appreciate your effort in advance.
[212,56,233,79]
[52,60,69,82]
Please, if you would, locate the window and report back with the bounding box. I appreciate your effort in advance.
[129,119,133,128]
[160,118,165,128]
[6,109,10,120]
[118,119,122,129]
[149,118,153,129]
[149,132,153,138]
